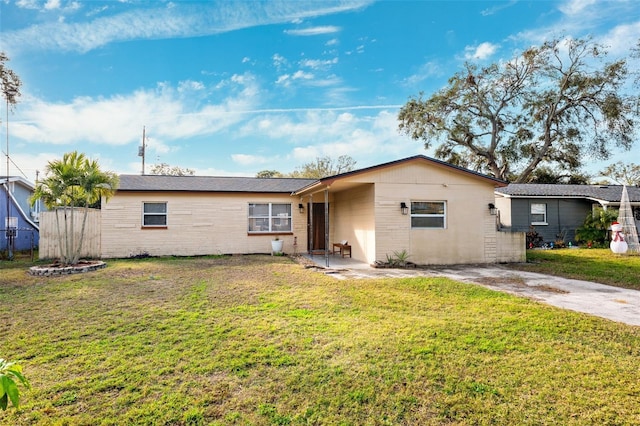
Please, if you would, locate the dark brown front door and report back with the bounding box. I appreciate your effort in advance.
[308,203,326,252]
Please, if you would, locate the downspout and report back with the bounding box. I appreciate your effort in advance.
[2,182,40,230]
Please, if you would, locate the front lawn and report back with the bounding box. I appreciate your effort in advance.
[1,255,639,425]
[513,248,640,290]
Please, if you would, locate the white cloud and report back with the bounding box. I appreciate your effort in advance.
[228,107,421,174]
[599,21,640,56]
[87,5,109,17]
[315,76,345,89]
[5,151,59,183]
[558,0,597,16]
[403,61,442,86]
[14,101,419,179]
[284,110,423,167]
[178,80,205,92]
[284,26,341,36]
[272,53,288,70]
[4,1,370,53]
[292,70,314,80]
[513,1,639,49]
[44,0,60,10]
[464,42,499,60]
[237,108,413,156]
[480,0,517,16]
[16,0,79,13]
[231,154,272,166]
[13,74,260,146]
[320,85,354,105]
[275,74,291,86]
[300,57,339,69]
[15,0,39,9]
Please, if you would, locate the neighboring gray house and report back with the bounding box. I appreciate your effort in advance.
[495,184,640,244]
[1,176,41,251]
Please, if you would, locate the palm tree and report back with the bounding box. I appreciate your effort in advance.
[31,151,119,265]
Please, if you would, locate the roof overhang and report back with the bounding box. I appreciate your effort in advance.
[1,176,35,191]
[294,155,506,197]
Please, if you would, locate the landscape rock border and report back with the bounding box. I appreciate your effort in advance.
[29,261,107,277]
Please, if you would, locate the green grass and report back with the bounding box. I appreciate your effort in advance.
[1,254,640,425]
[512,248,640,290]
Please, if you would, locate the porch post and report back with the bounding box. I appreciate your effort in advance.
[325,188,329,267]
[309,194,313,258]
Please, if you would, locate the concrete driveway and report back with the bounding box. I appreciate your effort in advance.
[299,254,640,326]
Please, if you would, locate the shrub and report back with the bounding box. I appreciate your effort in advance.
[526,226,543,248]
[385,249,411,267]
[575,208,617,247]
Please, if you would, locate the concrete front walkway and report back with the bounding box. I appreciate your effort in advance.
[300,254,640,327]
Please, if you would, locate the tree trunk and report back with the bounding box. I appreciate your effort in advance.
[71,205,90,265]
[54,208,65,263]
[63,205,72,264]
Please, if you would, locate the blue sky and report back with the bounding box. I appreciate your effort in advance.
[1,0,639,181]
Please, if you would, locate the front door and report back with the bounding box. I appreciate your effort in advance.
[308,203,327,252]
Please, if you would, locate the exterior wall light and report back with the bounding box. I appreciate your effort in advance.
[400,202,409,215]
[298,203,305,214]
[488,203,497,215]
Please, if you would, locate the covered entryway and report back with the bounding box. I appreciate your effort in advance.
[307,202,327,253]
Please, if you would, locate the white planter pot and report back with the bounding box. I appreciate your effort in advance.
[271,239,284,254]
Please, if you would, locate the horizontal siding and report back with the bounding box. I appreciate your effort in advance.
[369,162,506,265]
[101,192,307,258]
[511,198,592,243]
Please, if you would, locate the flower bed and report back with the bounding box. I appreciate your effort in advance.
[29,261,106,277]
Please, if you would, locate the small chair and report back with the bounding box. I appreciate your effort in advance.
[332,240,352,258]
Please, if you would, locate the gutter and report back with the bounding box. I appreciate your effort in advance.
[2,182,39,231]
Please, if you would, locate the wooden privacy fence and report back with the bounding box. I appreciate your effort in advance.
[39,208,101,260]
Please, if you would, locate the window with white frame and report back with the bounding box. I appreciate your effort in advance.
[530,203,547,225]
[411,201,446,228]
[248,203,292,233]
[143,202,167,227]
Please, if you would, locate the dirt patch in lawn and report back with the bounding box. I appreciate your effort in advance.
[473,276,570,294]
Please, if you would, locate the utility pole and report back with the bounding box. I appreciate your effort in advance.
[2,54,21,261]
[5,95,13,260]
[138,126,146,175]
[35,169,40,220]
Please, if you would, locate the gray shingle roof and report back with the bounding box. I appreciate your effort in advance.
[118,174,318,193]
[496,184,640,202]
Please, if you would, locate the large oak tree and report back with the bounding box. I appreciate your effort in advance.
[288,155,357,179]
[599,162,640,186]
[256,155,357,179]
[398,38,638,182]
[149,162,195,176]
